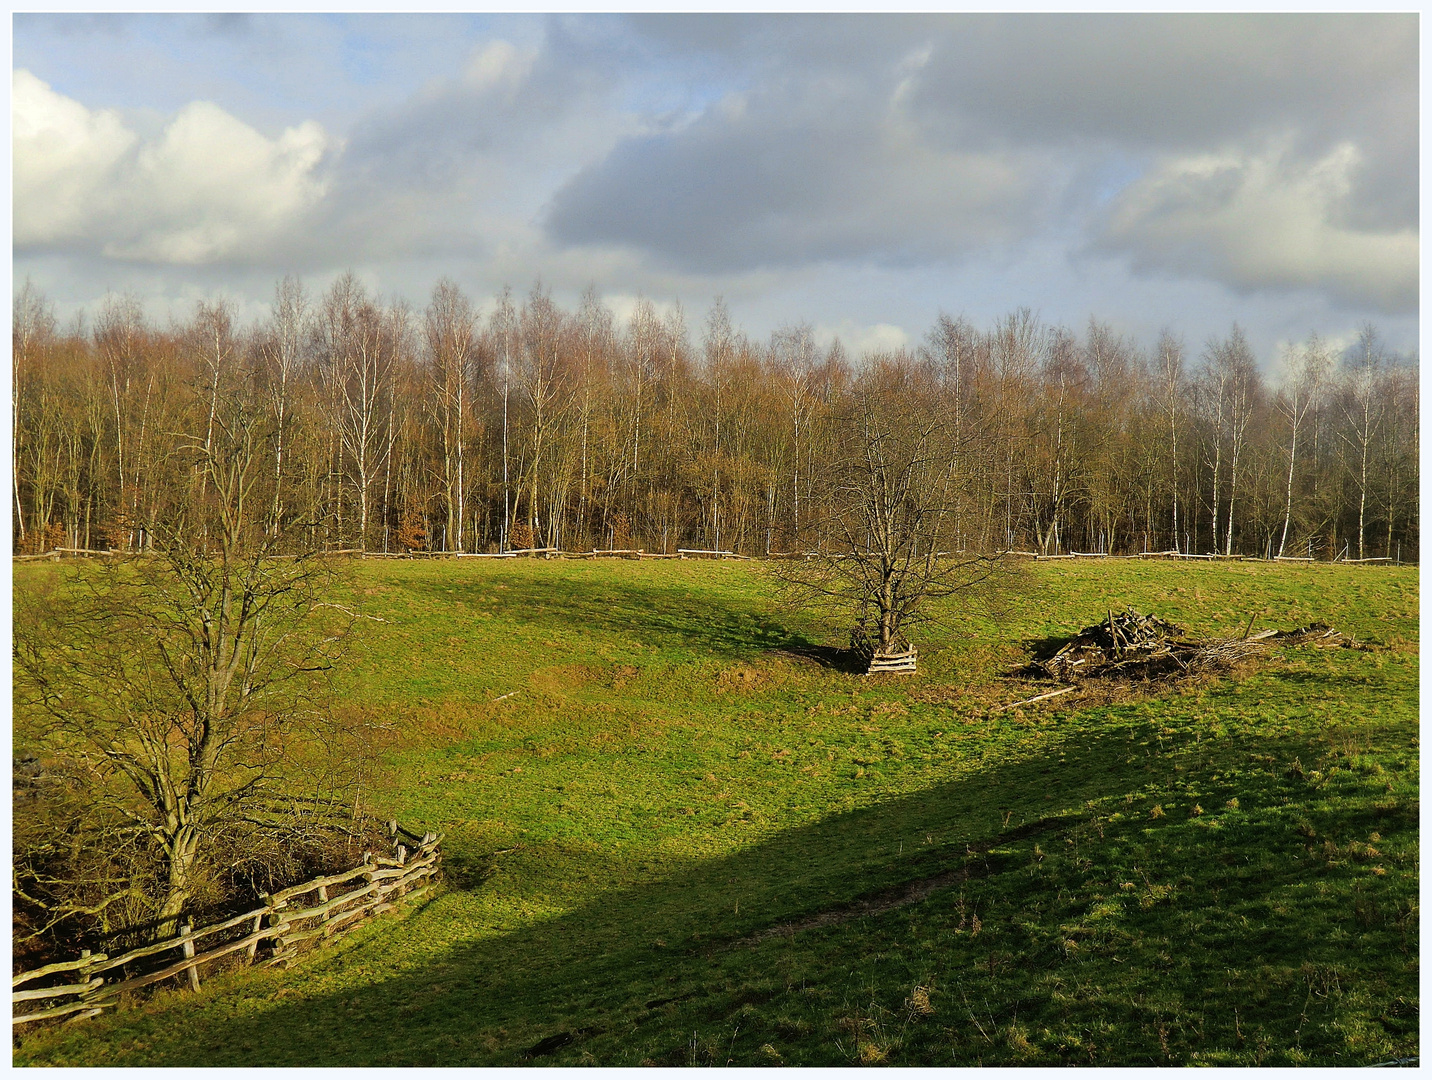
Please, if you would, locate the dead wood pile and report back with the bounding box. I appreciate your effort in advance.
[1028,607,1356,685]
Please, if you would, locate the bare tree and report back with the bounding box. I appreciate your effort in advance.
[1339,324,1387,560]
[779,361,1005,669]
[13,280,56,547]
[1154,330,1185,551]
[14,388,350,940]
[315,275,398,550]
[770,322,818,546]
[258,276,309,540]
[517,283,569,547]
[425,279,475,552]
[94,293,149,549]
[1214,327,1258,556]
[1276,333,1330,557]
[574,286,614,547]
[490,287,518,550]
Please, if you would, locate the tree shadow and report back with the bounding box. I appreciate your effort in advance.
[401,572,814,659]
[25,713,1415,1067]
[763,643,866,673]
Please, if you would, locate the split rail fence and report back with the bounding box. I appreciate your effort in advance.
[16,547,1406,566]
[13,822,440,1031]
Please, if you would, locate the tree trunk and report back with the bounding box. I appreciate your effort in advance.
[156,828,200,941]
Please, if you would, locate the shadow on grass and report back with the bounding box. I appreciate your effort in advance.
[763,643,866,673]
[24,707,1417,1067]
[404,571,818,659]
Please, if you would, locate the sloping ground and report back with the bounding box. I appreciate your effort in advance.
[12,559,1418,1066]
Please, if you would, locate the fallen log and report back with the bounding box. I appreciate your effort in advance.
[994,686,1076,712]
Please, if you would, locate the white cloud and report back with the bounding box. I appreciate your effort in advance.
[13,69,135,244]
[1101,141,1417,313]
[462,39,536,98]
[814,319,909,357]
[13,69,333,265]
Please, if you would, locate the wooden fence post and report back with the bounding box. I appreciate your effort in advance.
[263,892,288,966]
[317,884,332,936]
[67,950,108,1023]
[246,907,264,963]
[179,924,200,992]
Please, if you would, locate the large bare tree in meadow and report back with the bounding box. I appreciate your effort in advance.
[779,358,1006,669]
[15,384,351,941]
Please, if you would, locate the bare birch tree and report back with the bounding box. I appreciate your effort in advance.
[425,279,475,552]
[1339,324,1387,560]
[1276,333,1329,557]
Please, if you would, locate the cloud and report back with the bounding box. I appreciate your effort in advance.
[13,68,136,244]
[814,319,909,357]
[11,15,1419,350]
[545,76,1052,274]
[908,14,1415,152]
[13,69,333,265]
[589,14,1417,307]
[1099,141,1418,313]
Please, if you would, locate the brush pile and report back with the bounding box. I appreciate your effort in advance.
[1028,608,1356,685]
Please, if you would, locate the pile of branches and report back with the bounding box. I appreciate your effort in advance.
[1026,607,1356,685]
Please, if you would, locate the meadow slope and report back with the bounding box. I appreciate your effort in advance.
[13,558,1419,1066]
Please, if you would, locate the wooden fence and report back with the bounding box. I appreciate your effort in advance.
[16,546,1407,566]
[865,647,918,675]
[12,822,440,1030]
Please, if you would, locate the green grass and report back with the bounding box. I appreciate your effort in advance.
[13,558,1419,1066]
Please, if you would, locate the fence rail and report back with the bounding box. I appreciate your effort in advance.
[16,546,1410,566]
[12,824,440,1031]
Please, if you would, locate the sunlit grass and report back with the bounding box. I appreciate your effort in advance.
[13,558,1417,1066]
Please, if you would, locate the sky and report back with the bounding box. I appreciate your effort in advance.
[11,13,1420,368]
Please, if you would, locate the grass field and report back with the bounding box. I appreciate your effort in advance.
[13,557,1419,1066]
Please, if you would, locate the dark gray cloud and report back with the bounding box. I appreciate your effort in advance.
[545,49,1056,274]
[909,15,1412,147]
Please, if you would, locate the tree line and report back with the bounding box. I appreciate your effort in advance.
[12,276,1419,563]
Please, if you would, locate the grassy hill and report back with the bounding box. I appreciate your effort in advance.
[13,557,1419,1066]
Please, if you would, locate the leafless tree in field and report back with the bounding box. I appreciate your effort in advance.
[315,274,398,550]
[1154,330,1186,552]
[425,279,475,552]
[258,276,309,540]
[12,279,55,549]
[777,359,1007,668]
[1339,324,1388,561]
[14,385,352,941]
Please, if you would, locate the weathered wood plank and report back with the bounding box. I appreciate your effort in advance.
[12,977,103,1003]
[13,954,107,987]
[12,998,116,1025]
[189,904,273,943]
[88,935,189,975]
[269,862,373,903]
